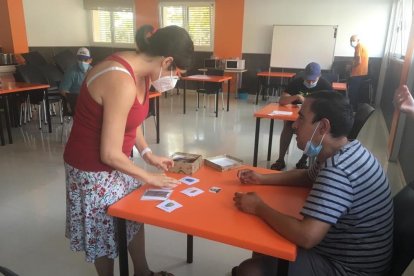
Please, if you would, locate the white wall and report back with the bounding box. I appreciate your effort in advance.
[243,0,393,57]
[22,0,89,46]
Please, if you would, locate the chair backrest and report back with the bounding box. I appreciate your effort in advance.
[65,93,79,117]
[15,64,48,85]
[389,181,414,276]
[331,60,350,82]
[53,50,77,73]
[347,103,375,140]
[321,72,339,84]
[203,69,224,92]
[38,64,63,89]
[21,51,47,67]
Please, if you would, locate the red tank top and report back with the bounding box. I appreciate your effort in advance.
[63,55,149,172]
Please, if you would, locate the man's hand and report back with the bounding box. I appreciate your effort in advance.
[237,169,263,185]
[394,85,414,119]
[233,192,264,215]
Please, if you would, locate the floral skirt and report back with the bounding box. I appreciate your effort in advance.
[65,162,142,263]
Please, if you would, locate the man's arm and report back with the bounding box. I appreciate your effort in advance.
[234,192,330,249]
[238,168,313,187]
[279,92,304,105]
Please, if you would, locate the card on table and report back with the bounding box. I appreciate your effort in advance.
[141,189,173,201]
[179,176,200,185]
[156,200,183,213]
[209,186,222,193]
[181,187,204,197]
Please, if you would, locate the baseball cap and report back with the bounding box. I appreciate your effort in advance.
[304,62,321,81]
[77,47,91,59]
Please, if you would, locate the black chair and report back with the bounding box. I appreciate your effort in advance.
[358,76,374,105]
[53,49,77,73]
[331,60,350,82]
[389,181,414,276]
[347,103,375,140]
[38,64,63,89]
[21,51,47,67]
[196,68,225,112]
[61,93,79,143]
[257,69,280,101]
[321,72,339,84]
[15,64,64,128]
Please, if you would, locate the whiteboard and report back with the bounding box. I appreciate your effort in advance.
[270,25,338,70]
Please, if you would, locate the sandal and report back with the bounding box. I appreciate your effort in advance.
[270,159,286,170]
[296,158,309,169]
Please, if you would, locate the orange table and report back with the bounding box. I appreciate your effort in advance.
[148,91,161,144]
[256,71,296,105]
[108,165,309,276]
[0,82,50,145]
[253,103,300,166]
[332,82,347,92]
[181,74,232,117]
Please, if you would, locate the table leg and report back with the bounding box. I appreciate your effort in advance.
[155,96,160,144]
[267,119,274,161]
[277,260,289,276]
[4,95,13,143]
[117,218,129,276]
[0,98,5,146]
[183,81,187,114]
[187,235,193,263]
[256,78,260,105]
[253,117,261,167]
[215,90,219,118]
[227,80,230,112]
[44,90,52,133]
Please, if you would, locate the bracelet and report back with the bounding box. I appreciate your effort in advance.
[140,147,152,158]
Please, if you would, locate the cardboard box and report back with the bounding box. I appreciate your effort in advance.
[169,152,203,175]
[204,154,243,171]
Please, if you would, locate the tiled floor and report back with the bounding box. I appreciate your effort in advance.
[0,91,411,275]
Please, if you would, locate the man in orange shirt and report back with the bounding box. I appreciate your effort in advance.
[348,34,369,110]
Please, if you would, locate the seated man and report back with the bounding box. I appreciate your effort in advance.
[233,91,393,276]
[59,47,92,113]
[271,62,332,170]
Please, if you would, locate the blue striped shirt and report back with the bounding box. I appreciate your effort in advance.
[303,140,393,275]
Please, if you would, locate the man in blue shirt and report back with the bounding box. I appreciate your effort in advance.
[60,47,92,113]
[233,91,393,276]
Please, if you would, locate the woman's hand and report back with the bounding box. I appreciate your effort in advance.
[233,192,264,215]
[237,169,263,185]
[144,153,174,171]
[146,173,179,189]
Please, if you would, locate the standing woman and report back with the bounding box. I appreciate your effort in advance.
[63,25,194,276]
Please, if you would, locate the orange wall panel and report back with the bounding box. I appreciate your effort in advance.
[0,0,28,53]
[214,0,244,59]
[135,0,159,29]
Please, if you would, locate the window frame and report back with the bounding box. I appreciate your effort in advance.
[389,0,413,60]
[159,1,215,52]
[88,9,136,48]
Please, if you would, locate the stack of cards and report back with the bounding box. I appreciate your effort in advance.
[157,200,182,213]
[181,187,204,197]
[179,176,200,185]
[141,189,173,201]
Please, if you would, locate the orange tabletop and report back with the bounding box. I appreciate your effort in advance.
[253,103,300,166]
[332,82,347,92]
[0,82,51,145]
[180,74,232,117]
[257,71,296,78]
[108,165,309,275]
[0,81,49,94]
[256,72,296,105]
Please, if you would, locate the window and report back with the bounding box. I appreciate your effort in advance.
[390,0,413,59]
[91,9,135,46]
[159,2,214,51]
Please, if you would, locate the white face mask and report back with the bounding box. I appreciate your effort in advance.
[351,41,358,48]
[303,80,317,89]
[151,67,178,93]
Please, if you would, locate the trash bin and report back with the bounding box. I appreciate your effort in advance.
[238,88,249,100]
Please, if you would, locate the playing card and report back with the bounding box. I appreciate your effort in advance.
[179,176,200,185]
[141,189,173,201]
[181,187,204,197]
[156,200,183,213]
[209,186,222,193]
